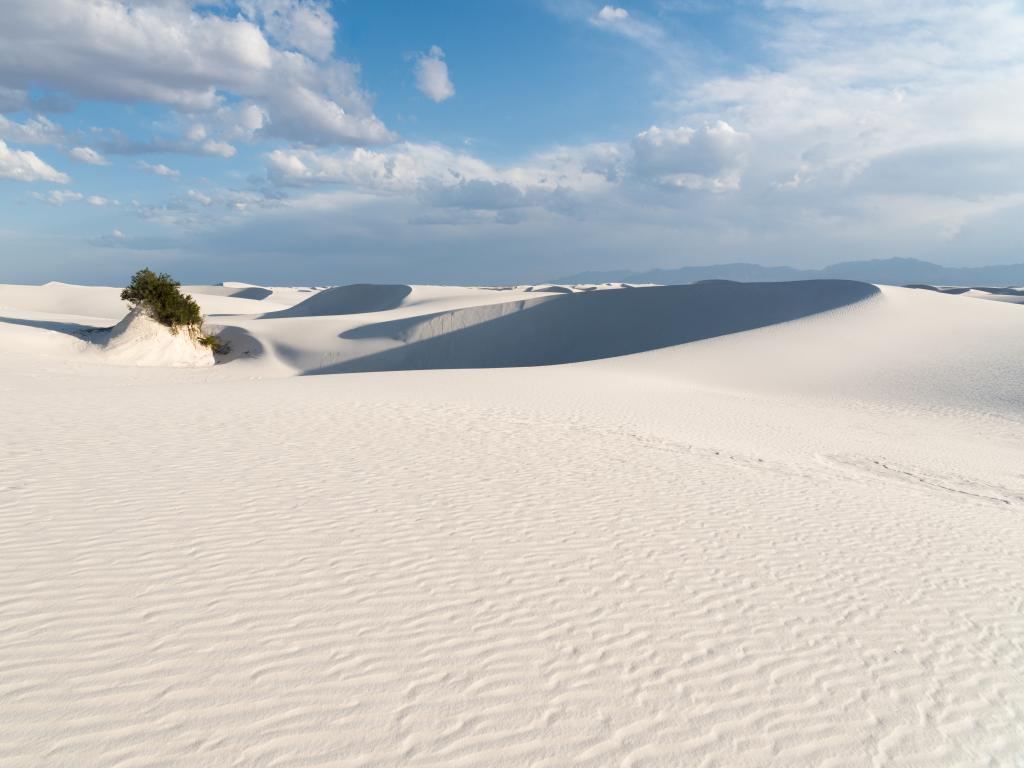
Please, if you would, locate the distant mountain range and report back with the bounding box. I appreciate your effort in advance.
[557,257,1024,287]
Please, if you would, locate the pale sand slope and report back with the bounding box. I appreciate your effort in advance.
[1,281,1023,767]
[100,308,214,368]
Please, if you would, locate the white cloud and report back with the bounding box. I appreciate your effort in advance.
[200,140,237,158]
[0,139,69,183]
[9,0,1024,282]
[34,190,83,205]
[99,130,246,158]
[238,0,337,61]
[218,103,268,139]
[33,189,115,206]
[263,125,743,203]
[69,146,108,165]
[188,189,214,206]
[853,192,1024,241]
[0,114,64,145]
[267,143,492,191]
[263,75,394,144]
[264,140,620,220]
[185,124,207,142]
[589,3,664,47]
[688,2,1024,165]
[0,0,391,146]
[631,121,749,190]
[597,6,629,21]
[414,46,455,103]
[0,2,266,109]
[138,161,180,178]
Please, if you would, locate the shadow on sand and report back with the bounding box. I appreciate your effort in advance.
[308,279,880,375]
[262,284,412,318]
[0,316,109,337]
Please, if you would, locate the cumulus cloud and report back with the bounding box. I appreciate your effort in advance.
[0,0,392,146]
[414,46,455,103]
[0,2,264,109]
[34,190,83,205]
[263,140,619,220]
[217,103,268,139]
[589,3,663,46]
[0,114,64,145]
[688,2,1024,188]
[33,189,115,206]
[100,131,238,158]
[267,141,614,194]
[597,5,629,21]
[138,161,180,178]
[200,140,237,158]
[262,123,746,205]
[10,0,1024,283]
[184,124,207,142]
[69,146,108,165]
[631,121,749,190]
[0,139,69,183]
[187,189,214,206]
[266,143,491,191]
[263,73,394,144]
[238,0,337,61]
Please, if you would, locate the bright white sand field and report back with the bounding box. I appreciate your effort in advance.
[1,279,1023,767]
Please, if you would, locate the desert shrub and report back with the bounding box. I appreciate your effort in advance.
[120,268,202,332]
[198,334,231,355]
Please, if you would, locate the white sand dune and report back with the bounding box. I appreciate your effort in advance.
[319,279,878,373]
[905,283,1024,306]
[184,284,275,301]
[264,283,414,317]
[0,281,128,320]
[1,278,1023,767]
[0,281,306,323]
[976,293,1024,305]
[99,307,214,368]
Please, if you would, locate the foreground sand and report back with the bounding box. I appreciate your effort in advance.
[1,280,1023,766]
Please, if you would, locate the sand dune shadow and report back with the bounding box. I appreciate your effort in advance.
[262,284,412,318]
[0,315,109,337]
[311,279,880,374]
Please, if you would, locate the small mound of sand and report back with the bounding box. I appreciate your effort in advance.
[525,284,574,294]
[263,284,412,318]
[101,308,214,367]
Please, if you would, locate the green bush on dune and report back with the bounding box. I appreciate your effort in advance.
[121,268,228,353]
[121,268,202,331]
[198,333,229,354]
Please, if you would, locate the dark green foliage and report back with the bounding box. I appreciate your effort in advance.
[120,268,202,332]
[198,334,230,355]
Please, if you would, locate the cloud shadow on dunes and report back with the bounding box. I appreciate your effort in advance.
[262,284,412,318]
[309,279,880,375]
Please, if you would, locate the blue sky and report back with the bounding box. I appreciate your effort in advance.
[2,0,1024,285]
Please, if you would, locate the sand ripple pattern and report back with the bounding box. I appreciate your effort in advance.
[2,376,1023,767]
